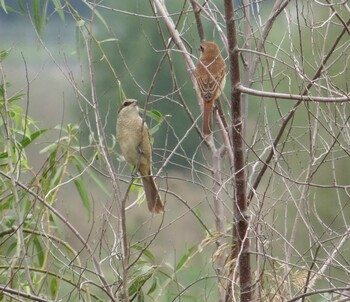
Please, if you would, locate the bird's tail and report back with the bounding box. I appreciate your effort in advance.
[141,176,164,213]
[202,101,213,135]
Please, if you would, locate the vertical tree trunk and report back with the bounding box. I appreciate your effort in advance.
[223,0,252,301]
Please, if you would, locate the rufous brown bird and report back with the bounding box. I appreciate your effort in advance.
[116,99,164,213]
[195,41,226,135]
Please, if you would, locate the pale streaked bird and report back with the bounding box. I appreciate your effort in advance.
[195,41,226,135]
[116,99,164,213]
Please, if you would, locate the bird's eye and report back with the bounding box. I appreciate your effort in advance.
[200,45,204,52]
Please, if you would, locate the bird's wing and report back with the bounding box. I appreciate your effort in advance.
[138,122,152,176]
[197,65,225,102]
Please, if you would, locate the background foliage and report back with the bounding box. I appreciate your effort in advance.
[0,0,350,301]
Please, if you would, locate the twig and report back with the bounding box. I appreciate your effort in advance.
[248,16,350,203]
[248,0,292,83]
[237,84,350,103]
[286,286,350,302]
[0,61,35,294]
[0,284,52,302]
[190,0,204,41]
[0,170,115,301]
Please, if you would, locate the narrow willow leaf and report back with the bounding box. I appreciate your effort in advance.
[139,108,165,123]
[0,0,7,13]
[39,142,58,154]
[148,109,164,121]
[71,155,110,196]
[18,0,25,13]
[50,277,58,298]
[133,245,156,262]
[99,38,119,44]
[75,20,85,56]
[137,291,145,302]
[32,0,42,36]
[175,245,197,272]
[149,121,163,136]
[32,0,49,37]
[138,108,165,135]
[0,50,10,62]
[49,165,63,191]
[83,1,109,31]
[0,3,19,14]
[0,151,8,160]
[8,93,24,103]
[19,129,47,149]
[52,0,65,23]
[146,278,158,295]
[73,177,92,219]
[128,271,152,297]
[33,236,44,267]
[7,242,16,255]
[0,129,47,164]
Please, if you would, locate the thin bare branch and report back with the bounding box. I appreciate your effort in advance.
[237,84,350,103]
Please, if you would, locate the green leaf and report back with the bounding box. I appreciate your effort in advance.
[0,151,8,160]
[146,277,158,295]
[0,5,18,14]
[99,38,119,44]
[128,267,153,297]
[133,245,156,263]
[18,0,25,13]
[73,177,91,219]
[8,93,24,103]
[0,194,11,210]
[32,0,48,37]
[32,0,42,35]
[139,108,165,123]
[149,121,163,136]
[52,0,65,23]
[33,236,44,267]
[0,0,7,13]
[0,129,47,163]
[0,50,10,62]
[0,83,8,99]
[7,242,17,255]
[117,83,126,101]
[49,165,63,190]
[19,129,47,149]
[138,108,165,135]
[137,291,145,302]
[74,21,85,56]
[39,142,58,154]
[175,245,197,272]
[148,109,165,121]
[71,155,110,196]
[83,0,109,31]
[50,277,58,298]
[42,0,49,32]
